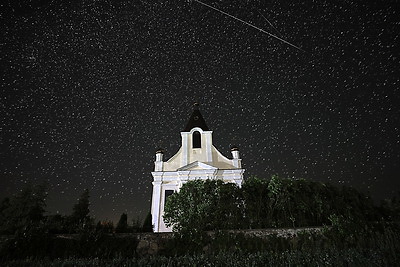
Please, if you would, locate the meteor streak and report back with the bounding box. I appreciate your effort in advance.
[257,10,282,37]
[193,0,305,52]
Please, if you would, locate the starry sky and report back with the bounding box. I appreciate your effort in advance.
[1,0,399,223]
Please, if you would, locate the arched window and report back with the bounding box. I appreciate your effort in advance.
[193,131,201,148]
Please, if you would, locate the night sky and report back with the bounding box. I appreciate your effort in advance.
[1,0,399,223]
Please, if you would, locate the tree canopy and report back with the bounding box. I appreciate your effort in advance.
[142,211,153,232]
[0,183,48,234]
[115,213,128,233]
[164,176,379,234]
[164,180,243,236]
[71,189,90,222]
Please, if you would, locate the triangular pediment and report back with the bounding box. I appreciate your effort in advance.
[177,161,218,171]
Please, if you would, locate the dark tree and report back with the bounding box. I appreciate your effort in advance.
[71,189,90,221]
[0,197,10,227]
[380,192,400,221]
[96,220,114,233]
[68,189,92,232]
[0,184,48,234]
[115,213,128,233]
[241,176,270,228]
[164,180,243,235]
[164,176,380,234]
[142,211,153,232]
[45,214,68,234]
[132,217,142,233]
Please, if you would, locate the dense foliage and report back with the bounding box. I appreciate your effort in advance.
[1,179,399,264]
[142,211,154,233]
[0,184,47,235]
[1,222,399,264]
[163,180,244,236]
[160,177,400,265]
[0,229,139,261]
[164,176,380,234]
[0,184,151,262]
[2,248,397,267]
[115,213,128,233]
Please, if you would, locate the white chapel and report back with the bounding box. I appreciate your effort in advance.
[151,103,245,232]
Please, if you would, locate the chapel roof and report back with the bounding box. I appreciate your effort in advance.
[183,103,209,132]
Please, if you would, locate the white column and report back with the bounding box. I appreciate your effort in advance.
[205,131,213,162]
[181,132,189,166]
[151,179,162,232]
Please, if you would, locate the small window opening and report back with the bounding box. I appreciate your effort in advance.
[193,131,201,148]
[164,190,174,203]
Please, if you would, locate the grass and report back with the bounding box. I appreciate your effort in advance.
[1,249,390,267]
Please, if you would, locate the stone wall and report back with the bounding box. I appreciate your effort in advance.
[223,226,325,239]
[132,232,173,256]
[133,227,325,256]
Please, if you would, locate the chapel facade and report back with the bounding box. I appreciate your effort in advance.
[150,104,245,232]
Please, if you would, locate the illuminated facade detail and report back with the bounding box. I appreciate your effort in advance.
[150,104,245,232]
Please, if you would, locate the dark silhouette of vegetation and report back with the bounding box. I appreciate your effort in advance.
[96,220,114,233]
[69,189,91,232]
[115,213,128,233]
[164,180,243,244]
[161,176,400,264]
[142,211,153,232]
[113,213,147,233]
[72,189,90,219]
[2,247,399,266]
[0,227,139,261]
[0,187,142,261]
[0,183,48,235]
[0,178,399,264]
[164,176,380,234]
[131,217,142,233]
[379,192,400,222]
